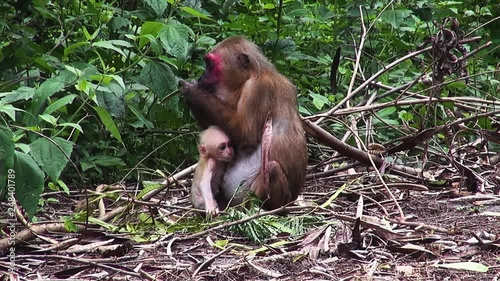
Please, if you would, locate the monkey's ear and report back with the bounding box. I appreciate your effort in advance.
[237,53,250,69]
[198,145,208,156]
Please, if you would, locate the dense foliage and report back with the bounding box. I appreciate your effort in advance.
[0,0,498,219]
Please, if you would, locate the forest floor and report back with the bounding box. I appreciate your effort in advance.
[4,166,500,281]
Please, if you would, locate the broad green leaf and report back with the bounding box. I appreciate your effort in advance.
[127,103,154,129]
[108,74,126,91]
[34,79,65,102]
[96,89,125,118]
[44,94,77,115]
[92,106,122,142]
[144,0,167,16]
[380,9,413,29]
[139,22,164,48]
[29,79,65,123]
[197,35,216,45]
[92,41,127,57]
[480,7,492,16]
[108,40,133,48]
[57,123,83,133]
[30,137,74,182]
[309,92,330,110]
[140,61,177,99]
[140,34,162,54]
[0,104,17,120]
[14,151,45,219]
[158,24,191,60]
[38,114,58,125]
[63,42,90,59]
[109,16,131,32]
[63,218,79,232]
[56,180,70,194]
[398,110,413,121]
[447,81,466,90]
[434,262,488,272]
[15,144,30,154]
[179,6,213,21]
[378,107,397,117]
[464,10,475,17]
[477,116,491,129]
[0,87,35,103]
[0,128,15,195]
[85,155,126,168]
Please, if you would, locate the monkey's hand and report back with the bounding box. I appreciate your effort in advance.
[179,80,203,96]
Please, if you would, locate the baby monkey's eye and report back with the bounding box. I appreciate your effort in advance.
[219,144,226,150]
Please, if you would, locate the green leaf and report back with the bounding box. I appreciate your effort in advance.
[64,42,90,59]
[179,6,213,21]
[398,110,414,121]
[309,92,330,110]
[144,0,167,16]
[0,104,17,120]
[378,107,397,117]
[44,94,77,115]
[86,155,126,167]
[434,262,488,272]
[92,106,122,142]
[14,151,45,219]
[140,61,177,99]
[57,122,83,133]
[127,103,154,129]
[92,41,127,57]
[139,22,164,48]
[477,116,491,129]
[464,10,476,17]
[38,114,58,125]
[0,86,35,103]
[0,127,15,194]
[447,81,466,90]
[34,79,65,102]
[30,137,74,182]
[380,9,413,29]
[158,24,191,60]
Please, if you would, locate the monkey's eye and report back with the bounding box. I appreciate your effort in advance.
[227,141,232,148]
[219,144,226,150]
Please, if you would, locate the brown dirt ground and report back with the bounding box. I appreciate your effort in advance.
[1,174,499,281]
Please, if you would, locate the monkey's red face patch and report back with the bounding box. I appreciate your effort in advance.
[199,53,222,87]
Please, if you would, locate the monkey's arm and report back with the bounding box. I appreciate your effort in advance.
[199,158,219,215]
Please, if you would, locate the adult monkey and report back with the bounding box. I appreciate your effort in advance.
[179,36,307,210]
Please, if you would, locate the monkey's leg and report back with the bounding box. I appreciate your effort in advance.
[211,169,229,211]
[253,161,290,210]
[253,117,291,210]
[261,116,273,188]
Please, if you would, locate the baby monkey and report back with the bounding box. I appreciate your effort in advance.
[191,126,233,215]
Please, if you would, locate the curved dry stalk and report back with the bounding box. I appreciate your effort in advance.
[314,47,432,124]
[307,96,500,117]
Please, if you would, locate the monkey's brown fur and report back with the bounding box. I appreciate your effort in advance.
[180,37,307,210]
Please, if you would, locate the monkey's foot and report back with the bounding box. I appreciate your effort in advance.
[205,203,220,218]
